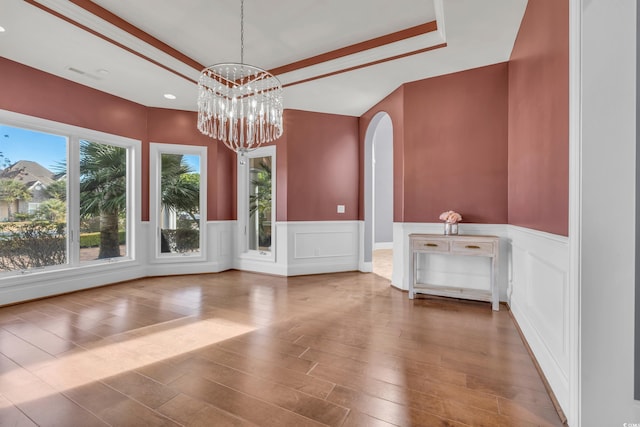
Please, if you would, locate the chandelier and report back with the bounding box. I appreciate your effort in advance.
[197,0,283,154]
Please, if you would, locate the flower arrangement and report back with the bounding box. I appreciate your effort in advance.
[439,210,462,224]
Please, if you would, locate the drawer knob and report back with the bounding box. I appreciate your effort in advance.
[465,245,481,249]
[425,243,438,247]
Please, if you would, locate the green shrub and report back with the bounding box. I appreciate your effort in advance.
[79,231,126,248]
[0,221,66,271]
[160,228,199,253]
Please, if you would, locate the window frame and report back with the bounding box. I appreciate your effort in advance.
[149,142,207,263]
[75,136,137,266]
[237,145,276,262]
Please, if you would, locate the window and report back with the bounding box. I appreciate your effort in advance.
[0,125,68,271]
[150,143,206,260]
[79,139,129,263]
[27,203,41,215]
[238,146,275,259]
[0,111,138,275]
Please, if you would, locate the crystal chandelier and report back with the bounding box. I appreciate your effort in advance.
[197,0,283,154]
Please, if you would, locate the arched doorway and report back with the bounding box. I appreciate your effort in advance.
[364,112,393,279]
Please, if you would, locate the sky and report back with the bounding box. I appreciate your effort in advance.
[0,124,66,171]
[0,124,200,173]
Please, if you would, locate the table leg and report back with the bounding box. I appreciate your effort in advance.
[491,255,499,311]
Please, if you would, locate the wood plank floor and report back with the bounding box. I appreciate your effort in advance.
[0,270,564,426]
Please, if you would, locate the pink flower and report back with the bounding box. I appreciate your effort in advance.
[439,210,462,223]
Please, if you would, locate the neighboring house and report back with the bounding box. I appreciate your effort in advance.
[0,160,55,220]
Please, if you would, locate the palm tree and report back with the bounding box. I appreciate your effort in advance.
[249,159,272,248]
[79,144,200,258]
[160,154,200,224]
[0,178,31,221]
[79,141,127,258]
[159,154,200,253]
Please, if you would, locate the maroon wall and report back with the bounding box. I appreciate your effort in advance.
[3,14,569,234]
[0,57,147,140]
[278,109,359,221]
[146,108,235,221]
[508,0,569,235]
[360,65,508,225]
[0,58,235,221]
[360,87,405,222]
[402,64,509,224]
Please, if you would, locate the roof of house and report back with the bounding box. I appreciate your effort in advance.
[0,160,55,187]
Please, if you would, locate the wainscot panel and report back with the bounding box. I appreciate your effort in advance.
[281,221,360,276]
[508,225,569,416]
[146,221,235,276]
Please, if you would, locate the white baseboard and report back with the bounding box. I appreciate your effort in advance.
[374,242,393,250]
[0,262,146,306]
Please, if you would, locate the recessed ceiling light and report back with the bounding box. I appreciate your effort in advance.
[164,93,176,100]
[0,26,6,33]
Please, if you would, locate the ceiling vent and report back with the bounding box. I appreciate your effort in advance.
[66,66,102,80]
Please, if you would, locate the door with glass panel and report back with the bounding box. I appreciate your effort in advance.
[239,145,275,259]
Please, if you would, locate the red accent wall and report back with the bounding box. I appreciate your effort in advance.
[508,0,569,236]
[0,58,235,221]
[277,110,359,221]
[361,65,509,225]
[0,57,147,140]
[402,63,509,224]
[360,87,405,222]
[146,108,234,221]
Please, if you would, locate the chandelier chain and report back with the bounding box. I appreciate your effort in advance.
[197,0,283,153]
[240,0,244,65]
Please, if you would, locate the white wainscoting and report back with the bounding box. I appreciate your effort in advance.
[146,221,235,276]
[271,221,360,276]
[508,225,570,416]
[358,221,373,273]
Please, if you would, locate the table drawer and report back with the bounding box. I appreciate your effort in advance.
[412,238,450,253]
[451,240,494,256]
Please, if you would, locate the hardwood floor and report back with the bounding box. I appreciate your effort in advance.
[0,270,564,426]
[373,249,393,281]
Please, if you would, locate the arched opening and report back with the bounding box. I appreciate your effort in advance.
[364,112,393,280]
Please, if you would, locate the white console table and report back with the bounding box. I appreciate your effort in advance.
[408,233,500,311]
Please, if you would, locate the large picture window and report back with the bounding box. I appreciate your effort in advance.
[0,112,138,276]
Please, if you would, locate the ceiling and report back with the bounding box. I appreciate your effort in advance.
[0,0,528,117]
